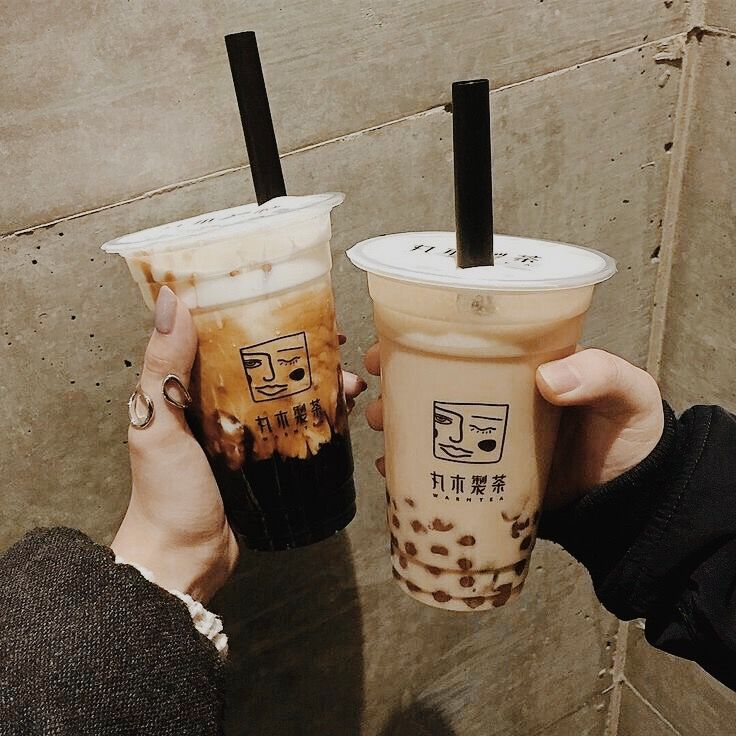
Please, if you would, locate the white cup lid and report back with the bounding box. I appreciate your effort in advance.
[102,193,344,255]
[347,232,617,291]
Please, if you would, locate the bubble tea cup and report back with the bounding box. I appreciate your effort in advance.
[348,232,615,610]
[103,193,356,551]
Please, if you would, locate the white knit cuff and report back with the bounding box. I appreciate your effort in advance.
[114,556,228,659]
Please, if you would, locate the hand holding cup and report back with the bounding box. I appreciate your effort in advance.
[364,344,664,509]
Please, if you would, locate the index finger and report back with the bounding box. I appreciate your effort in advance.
[364,342,381,376]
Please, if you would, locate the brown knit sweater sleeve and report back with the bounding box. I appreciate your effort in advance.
[0,527,226,735]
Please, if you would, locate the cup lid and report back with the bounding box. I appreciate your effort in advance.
[102,193,344,255]
[346,232,617,291]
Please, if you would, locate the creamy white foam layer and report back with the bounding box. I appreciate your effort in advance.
[347,232,616,291]
[128,248,331,311]
[103,194,343,310]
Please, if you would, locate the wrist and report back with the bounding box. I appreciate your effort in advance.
[112,524,238,604]
[539,402,678,581]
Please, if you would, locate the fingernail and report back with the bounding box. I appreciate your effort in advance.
[538,361,581,395]
[154,286,178,334]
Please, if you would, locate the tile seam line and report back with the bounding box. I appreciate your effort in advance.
[508,698,604,736]
[1,32,685,240]
[697,25,736,40]
[604,620,630,736]
[620,679,684,735]
[646,24,701,379]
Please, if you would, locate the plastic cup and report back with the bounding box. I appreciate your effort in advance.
[347,232,615,610]
[103,194,356,551]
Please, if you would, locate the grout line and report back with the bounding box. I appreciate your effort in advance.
[0,104,440,241]
[493,33,684,93]
[604,620,630,736]
[0,165,250,242]
[1,33,684,240]
[610,12,708,734]
[0,104,442,241]
[646,27,701,380]
[697,25,736,40]
[520,697,606,736]
[621,680,684,735]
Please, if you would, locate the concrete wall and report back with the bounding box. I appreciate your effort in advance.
[658,33,736,412]
[4,1,731,734]
[0,0,684,234]
[618,14,736,736]
[706,0,736,31]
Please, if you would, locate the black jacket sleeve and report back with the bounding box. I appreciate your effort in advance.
[541,403,736,690]
[0,527,226,735]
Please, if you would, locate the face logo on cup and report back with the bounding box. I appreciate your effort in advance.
[240,331,313,403]
[433,402,509,464]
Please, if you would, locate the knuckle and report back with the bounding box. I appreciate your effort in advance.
[127,425,153,459]
[582,349,623,388]
[364,403,381,429]
[600,352,624,388]
[127,419,187,460]
[143,348,173,378]
[633,366,663,408]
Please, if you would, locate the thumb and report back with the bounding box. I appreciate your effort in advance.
[536,348,660,418]
[136,286,198,432]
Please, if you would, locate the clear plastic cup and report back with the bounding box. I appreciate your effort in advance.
[104,194,356,551]
[348,232,615,610]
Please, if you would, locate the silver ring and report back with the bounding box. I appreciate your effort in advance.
[162,373,192,410]
[128,386,154,429]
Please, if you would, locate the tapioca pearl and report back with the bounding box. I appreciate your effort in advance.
[520,535,533,551]
[390,533,399,549]
[392,567,401,580]
[405,542,417,556]
[384,490,390,505]
[464,596,486,609]
[430,545,449,556]
[492,583,514,607]
[426,566,442,576]
[460,576,475,588]
[392,498,398,511]
[458,535,476,546]
[406,581,422,593]
[514,559,528,576]
[431,518,454,532]
[458,558,472,570]
[405,498,415,507]
[391,515,400,529]
[411,520,427,534]
[432,591,451,603]
[399,556,408,569]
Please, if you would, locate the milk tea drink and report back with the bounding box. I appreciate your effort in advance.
[103,194,356,550]
[348,232,615,610]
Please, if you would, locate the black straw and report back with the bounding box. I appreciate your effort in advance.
[225,32,286,205]
[452,79,494,268]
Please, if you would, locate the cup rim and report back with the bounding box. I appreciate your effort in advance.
[347,231,617,292]
[101,193,344,256]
